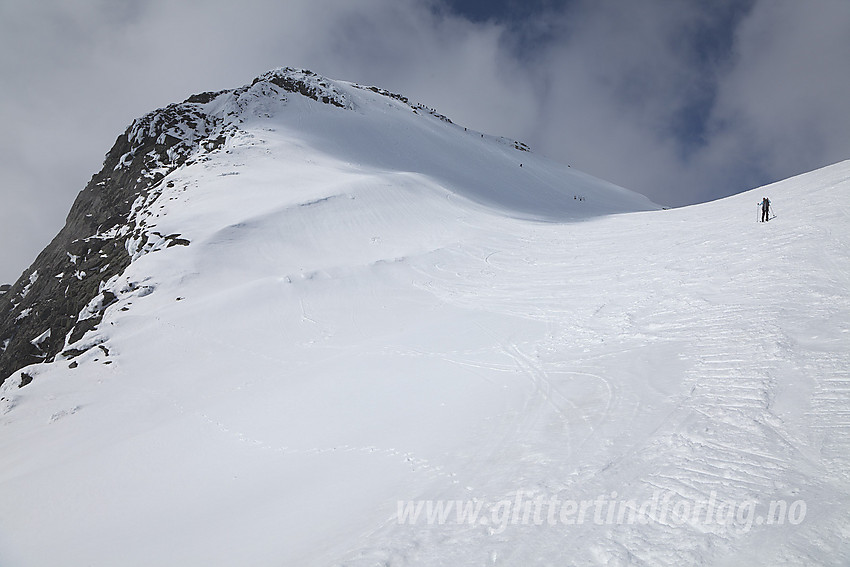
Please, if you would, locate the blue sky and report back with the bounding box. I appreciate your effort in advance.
[1,0,849,284]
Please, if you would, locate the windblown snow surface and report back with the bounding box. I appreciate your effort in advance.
[1,78,849,566]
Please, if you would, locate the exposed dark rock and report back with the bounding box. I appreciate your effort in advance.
[0,67,400,387]
[185,90,229,105]
[0,79,233,385]
[60,347,90,360]
[0,95,221,383]
[254,68,349,108]
[361,85,409,104]
[18,372,33,388]
[166,236,191,247]
[352,84,454,123]
[150,232,191,248]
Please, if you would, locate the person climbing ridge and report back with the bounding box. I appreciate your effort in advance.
[760,197,771,222]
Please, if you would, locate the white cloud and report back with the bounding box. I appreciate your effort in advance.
[706,1,850,176]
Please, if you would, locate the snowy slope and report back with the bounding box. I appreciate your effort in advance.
[1,70,849,566]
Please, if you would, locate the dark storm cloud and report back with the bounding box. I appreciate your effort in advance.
[1,0,849,283]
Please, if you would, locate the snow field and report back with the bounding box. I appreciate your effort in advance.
[0,77,848,566]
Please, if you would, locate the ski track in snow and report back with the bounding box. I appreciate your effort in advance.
[0,79,849,566]
[337,164,850,565]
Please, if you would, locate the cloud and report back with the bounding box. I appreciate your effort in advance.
[1,0,848,282]
[488,0,850,206]
[704,1,850,187]
[503,0,758,204]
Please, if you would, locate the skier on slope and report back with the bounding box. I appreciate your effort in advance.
[760,197,771,222]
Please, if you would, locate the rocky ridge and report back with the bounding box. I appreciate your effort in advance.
[0,68,357,386]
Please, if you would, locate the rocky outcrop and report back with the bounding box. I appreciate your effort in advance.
[0,68,352,386]
[0,103,210,385]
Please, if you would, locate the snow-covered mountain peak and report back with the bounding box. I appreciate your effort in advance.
[119,68,352,174]
[1,63,849,565]
[0,67,657,388]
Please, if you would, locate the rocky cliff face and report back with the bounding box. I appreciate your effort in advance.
[0,68,352,386]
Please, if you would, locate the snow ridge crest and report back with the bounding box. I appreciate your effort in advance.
[0,67,358,387]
